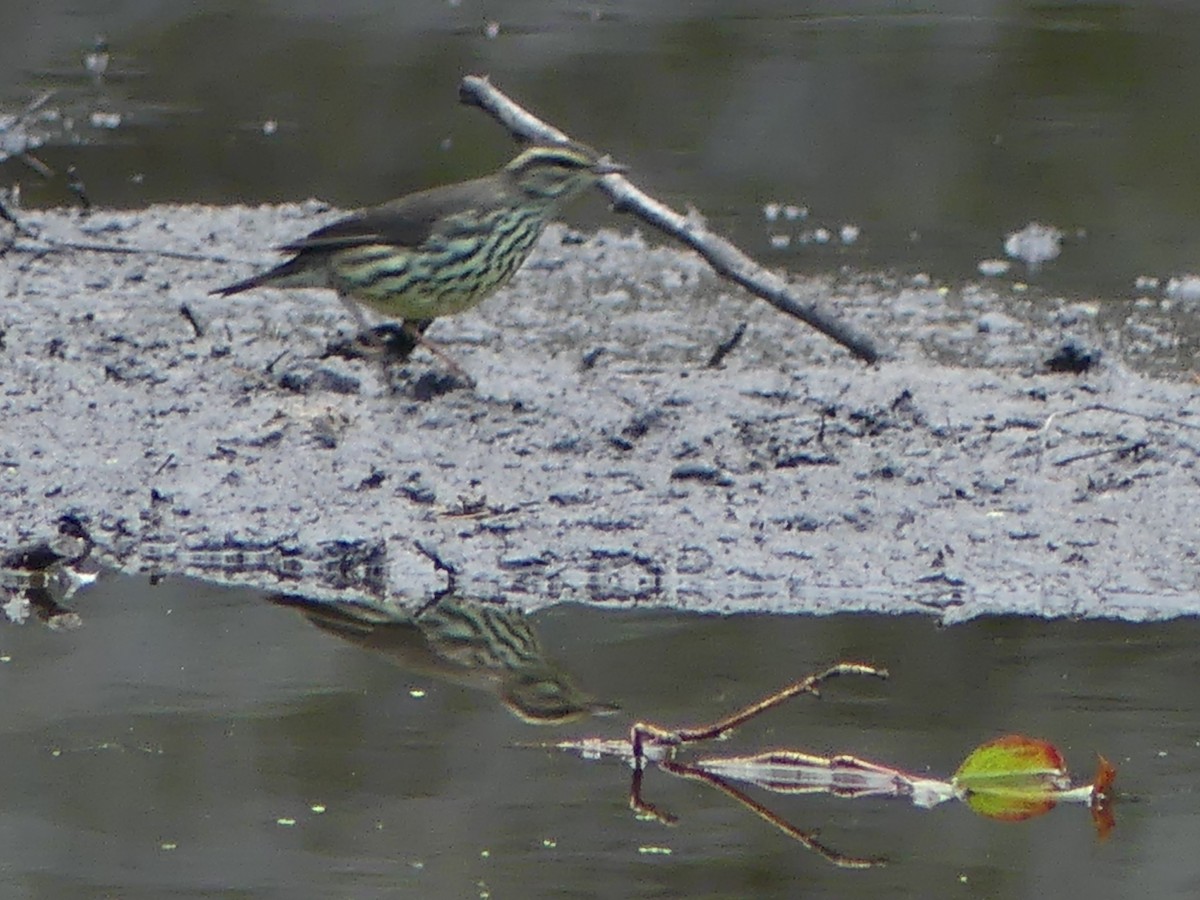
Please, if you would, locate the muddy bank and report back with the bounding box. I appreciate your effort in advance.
[1,203,1197,621]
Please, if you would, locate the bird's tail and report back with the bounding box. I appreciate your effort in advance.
[209,256,319,297]
[210,273,265,297]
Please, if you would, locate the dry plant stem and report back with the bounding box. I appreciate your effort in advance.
[629,663,888,765]
[458,74,882,365]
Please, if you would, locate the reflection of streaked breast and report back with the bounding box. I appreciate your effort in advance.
[273,594,616,725]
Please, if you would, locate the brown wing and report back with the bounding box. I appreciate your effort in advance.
[279,176,503,253]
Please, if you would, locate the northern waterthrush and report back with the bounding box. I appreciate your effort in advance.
[213,141,624,364]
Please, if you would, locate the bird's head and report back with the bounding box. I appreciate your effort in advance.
[503,141,625,204]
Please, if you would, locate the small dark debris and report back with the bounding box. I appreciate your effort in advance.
[889,389,915,413]
[264,349,289,375]
[549,436,584,453]
[409,370,469,401]
[581,347,606,370]
[775,451,837,468]
[916,570,967,587]
[398,475,436,505]
[1045,341,1101,374]
[1007,530,1040,541]
[621,410,663,441]
[179,303,204,338]
[357,467,387,491]
[310,431,337,450]
[498,555,551,570]
[583,518,636,532]
[772,514,821,532]
[670,463,734,486]
[245,429,284,449]
[706,321,748,368]
[549,491,589,506]
[278,368,360,395]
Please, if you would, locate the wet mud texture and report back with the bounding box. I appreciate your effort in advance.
[2,204,1197,621]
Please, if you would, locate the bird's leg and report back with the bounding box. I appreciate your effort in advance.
[334,295,473,387]
[334,294,421,361]
[399,321,474,385]
[337,293,375,334]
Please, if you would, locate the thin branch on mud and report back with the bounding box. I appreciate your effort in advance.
[1042,402,1200,433]
[0,194,40,241]
[706,321,748,368]
[1038,401,1200,461]
[459,74,882,365]
[178,303,205,339]
[1053,440,1149,468]
[0,191,241,265]
[10,230,243,264]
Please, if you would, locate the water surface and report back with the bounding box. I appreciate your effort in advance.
[1,573,1196,897]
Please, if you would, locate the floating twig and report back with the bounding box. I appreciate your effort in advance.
[554,663,1116,861]
[629,662,888,764]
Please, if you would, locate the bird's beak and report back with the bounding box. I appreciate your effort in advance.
[592,155,627,176]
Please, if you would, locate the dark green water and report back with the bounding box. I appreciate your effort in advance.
[2,572,1197,898]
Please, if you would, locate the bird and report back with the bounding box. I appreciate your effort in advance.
[212,141,625,370]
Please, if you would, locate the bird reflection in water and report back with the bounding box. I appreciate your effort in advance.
[272,593,617,724]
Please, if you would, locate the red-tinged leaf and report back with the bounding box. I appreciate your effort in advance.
[953,735,1067,788]
[1090,754,1118,841]
[954,736,1071,823]
[963,790,1057,822]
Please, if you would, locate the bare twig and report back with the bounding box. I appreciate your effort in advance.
[706,321,748,368]
[1,91,58,176]
[413,540,459,614]
[459,74,882,364]
[1053,440,1148,468]
[15,236,239,263]
[0,193,40,240]
[178,303,204,339]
